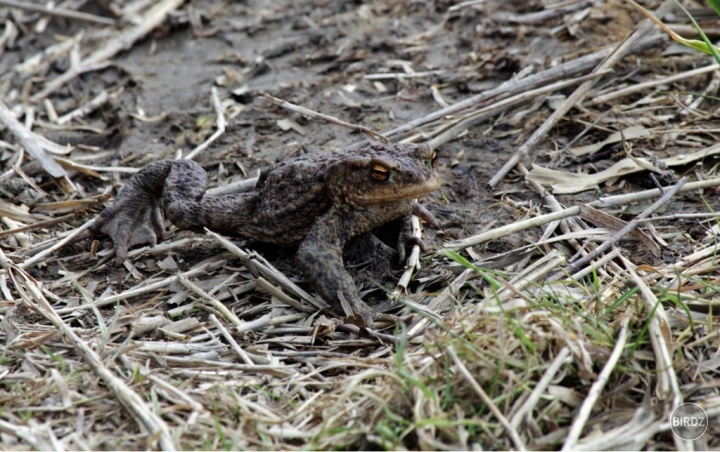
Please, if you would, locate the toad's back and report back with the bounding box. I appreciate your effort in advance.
[245,153,336,244]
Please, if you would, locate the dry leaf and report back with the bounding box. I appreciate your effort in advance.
[529,143,720,193]
[569,125,650,157]
[579,205,660,257]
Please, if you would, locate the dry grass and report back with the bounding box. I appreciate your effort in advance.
[1,0,720,450]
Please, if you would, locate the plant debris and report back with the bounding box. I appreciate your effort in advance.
[1,0,719,450]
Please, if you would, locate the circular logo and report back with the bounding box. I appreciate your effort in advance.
[670,403,708,441]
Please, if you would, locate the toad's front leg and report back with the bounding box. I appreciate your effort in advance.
[296,237,375,326]
[296,206,412,327]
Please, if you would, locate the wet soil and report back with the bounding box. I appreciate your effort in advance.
[4,0,718,300]
[6,1,720,449]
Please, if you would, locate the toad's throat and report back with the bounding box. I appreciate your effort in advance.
[354,175,441,203]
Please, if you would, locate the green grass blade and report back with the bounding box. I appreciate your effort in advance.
[707,0,720,16]
[674,0,720,65]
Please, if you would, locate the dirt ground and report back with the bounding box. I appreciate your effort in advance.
[2,0,720,450]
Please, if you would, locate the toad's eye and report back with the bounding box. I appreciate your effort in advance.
[371,164,392,182]
[426,151,438,169]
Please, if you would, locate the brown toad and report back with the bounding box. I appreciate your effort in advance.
[90,141,441,325]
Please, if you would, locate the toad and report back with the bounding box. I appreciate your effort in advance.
[90,141,441,325]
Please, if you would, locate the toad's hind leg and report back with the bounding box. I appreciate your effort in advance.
[90,160,217,265]
[92,159,256,265]
[91,160,178,265]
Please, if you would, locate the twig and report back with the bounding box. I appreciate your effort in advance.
[447,346,526,451]
[620,255,683,451]
[178,272,243,326]
[491,0,593,24]
[54,157,139,174]
[393,214,423,296]
[53,256,228,314]
[56,90,110,125]
[445,175,718,251]
[256,277,317,313]
[19,218,94,269]
[208,314,255,365]
[347,35,664,149]
[363,70,444,80]
[11,162,47,196]
[561,316,630,450]
[427,70,611,149]
[0,0,117,26]
[205,178,257,197]
[145,372,207,425]
[206,229,327,310]
[589,63,719,106]
[552,176,687,280]
[0,419,55,450]
[488,0,676,188]
[261,94,387,141]
[0,213,75,238]
[445,207,581,251]
[510,347,571,429]
[569,248,622,282]
[30,0,185,101]
[447,0,486,11]
[12,31,81,77]
[185,87,226,160]
[0,248,178,451]
[235,313,308,335]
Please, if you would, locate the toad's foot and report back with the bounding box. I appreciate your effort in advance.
[91,186,166,266]
[90,161,178,265]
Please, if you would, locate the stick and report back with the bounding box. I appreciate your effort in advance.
[447,346,526,451]
[178,272,242,326]
[208,314,255,366]
[56,89,110,125]
[488,0,676,188]
[561,316,630,450]
[510,347,571,429]
[393,214,423,296]
[551,176,688,280]
[0,213,75,238]
[444,176,717,251]
[346,35,664,149]
[0,0,117,25]
[0,249,178,451]
[589,62,719,106]
[53,257,228,314]
[428,70,610,149]
[19,218,94,269]
[185,87,226,160]
[262,94,387,141]
[30,0,185,101]
[619,255,684,452]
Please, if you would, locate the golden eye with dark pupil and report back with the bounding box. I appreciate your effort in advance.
[371,164,391,181]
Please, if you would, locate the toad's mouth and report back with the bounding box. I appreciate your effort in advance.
[354,174,442,203]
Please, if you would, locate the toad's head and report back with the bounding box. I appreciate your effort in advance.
[327,142,441,207]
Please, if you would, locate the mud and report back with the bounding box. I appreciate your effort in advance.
[2,0,715,297]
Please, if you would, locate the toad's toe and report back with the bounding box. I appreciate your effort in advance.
[91,195,165,265]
